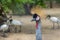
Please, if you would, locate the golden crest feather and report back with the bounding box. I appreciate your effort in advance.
[31,6,46,19]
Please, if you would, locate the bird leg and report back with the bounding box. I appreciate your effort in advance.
[57,22,59,29]
[14,26,17,33]
[52,22,55,29]
[1,31,7,37]
[18,25,21,32]
[19,25,21,32]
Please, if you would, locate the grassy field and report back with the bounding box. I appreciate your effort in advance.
[1,8,60,40]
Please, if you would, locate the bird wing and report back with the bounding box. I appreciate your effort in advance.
[0,24,8,31]
[57,18,60,22]
[11,20,22,25]
[50,17,58,22]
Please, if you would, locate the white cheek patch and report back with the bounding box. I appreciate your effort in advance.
[36,16,40,21]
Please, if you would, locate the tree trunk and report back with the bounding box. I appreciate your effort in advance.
[23,3,31,15]
[50,0,53,8]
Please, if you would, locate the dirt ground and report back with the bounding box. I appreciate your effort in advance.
[1,8,60,40]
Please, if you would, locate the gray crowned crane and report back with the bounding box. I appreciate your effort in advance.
[47,15,60,29]
[31,14,42,40]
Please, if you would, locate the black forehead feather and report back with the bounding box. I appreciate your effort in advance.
[33,14,38,18]
[47,15,51,17]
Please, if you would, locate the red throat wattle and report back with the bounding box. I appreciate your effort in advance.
[36,22,38,29]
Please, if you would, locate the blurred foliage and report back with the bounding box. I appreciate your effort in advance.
[45,0,60,3]
[45,0,60,8]
[55,0,60,3]
[0,0,45,15]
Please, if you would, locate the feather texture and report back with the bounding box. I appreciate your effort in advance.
[0,24,8,31]
[11,20,22,25]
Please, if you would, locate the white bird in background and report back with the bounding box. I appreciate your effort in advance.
[8,16,22,25]
[0,24,8,31]
[0,22,9,37]
[7,16,23,32]
[10,19,22,25]
[47,15,60,29]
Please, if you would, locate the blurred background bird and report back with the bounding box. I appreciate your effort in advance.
[46,15,60,29]
[0,20,9,37]
[7,16,23,33]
